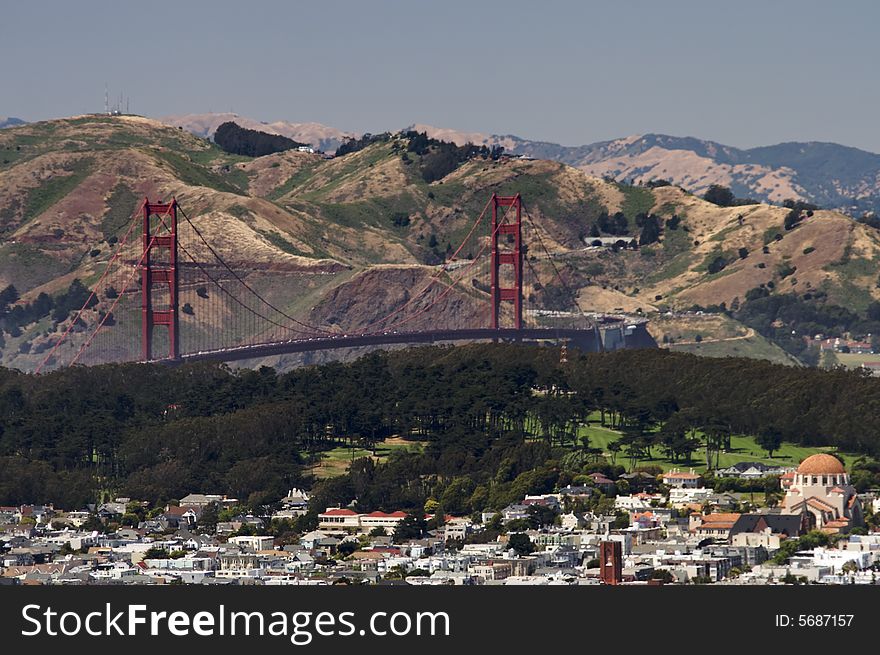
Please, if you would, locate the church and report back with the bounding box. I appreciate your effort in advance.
[782,453,863,533]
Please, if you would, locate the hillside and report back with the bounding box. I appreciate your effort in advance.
[166,114,880,215]
[412,125,880,217]
[3,115,880,370]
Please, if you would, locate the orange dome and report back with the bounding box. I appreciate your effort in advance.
[797,454,846,475]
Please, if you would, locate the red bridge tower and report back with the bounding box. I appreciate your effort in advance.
[140,199,180,361]
[490,193,523,329]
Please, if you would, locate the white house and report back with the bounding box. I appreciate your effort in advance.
[662,470,702,488]
[669,487,712,505]
[228,535,274,551]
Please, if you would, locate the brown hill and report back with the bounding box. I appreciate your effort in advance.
[2,115,879,370]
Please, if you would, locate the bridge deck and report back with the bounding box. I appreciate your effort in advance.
[173,326,620,364]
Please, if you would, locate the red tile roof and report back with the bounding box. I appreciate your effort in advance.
[363,511,407,519]
[320,508,358,516]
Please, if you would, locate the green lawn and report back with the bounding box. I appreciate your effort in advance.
[308,437,426,479]
[833,352,880,370]
[574,420,857,474]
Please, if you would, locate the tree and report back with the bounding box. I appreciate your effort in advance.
[703,185,735,207]
[707,256,727,274]
[507,532,535,556]
[337,541,358,558]
[197,502,219,533]
[638,214,662,246]
[607,441,621,466]
[651,569,674,584]
[393,512,427,542]
[756,427,782,458]
[143,547,168,560]
[738,247,749,260]
[0,284,20,308]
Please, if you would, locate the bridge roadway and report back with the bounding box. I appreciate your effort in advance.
[173,326,615,364]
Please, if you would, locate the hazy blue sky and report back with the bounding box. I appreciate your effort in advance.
[3,1,879,150]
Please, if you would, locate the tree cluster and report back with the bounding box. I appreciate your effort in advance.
[0,280,95,336]
[702,185,760,208]
[402,131,503,184]
[2,345,880,516]
[334,133,391,157]
[214,122,308,157]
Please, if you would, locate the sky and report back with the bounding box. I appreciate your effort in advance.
[3,1,879,151]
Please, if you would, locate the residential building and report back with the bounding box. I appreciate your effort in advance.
[662,470,702,488]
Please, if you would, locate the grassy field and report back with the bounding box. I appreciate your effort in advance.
[575,420,857,474]
[307,436,427,479]
[667,334,800,367]
[833,351,880,370]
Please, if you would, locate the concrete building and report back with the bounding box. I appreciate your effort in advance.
[782,454,863,532]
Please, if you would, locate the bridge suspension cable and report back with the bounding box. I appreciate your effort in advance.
[35,201,150,373]
[177,206,336,337]
[70,211,179,366]
[362,195,520,335]
[521,203,592,324]
[351,195,497,333]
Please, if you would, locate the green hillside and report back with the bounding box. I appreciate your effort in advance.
[3,115,880,370]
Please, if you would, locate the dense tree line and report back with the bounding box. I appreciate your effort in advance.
[334,132,391,157]
[1,346,880,513]
[0,280,96,336]
[401,131,504,184]
[214,122,308,157]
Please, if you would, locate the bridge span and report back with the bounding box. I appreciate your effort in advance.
[177,320,655,365]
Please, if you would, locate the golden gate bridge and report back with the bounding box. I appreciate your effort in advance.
[35,193,652,372]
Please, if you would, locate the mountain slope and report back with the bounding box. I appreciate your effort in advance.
[3,115,880,371]
[168,115,880,215]
[413,126,880,216]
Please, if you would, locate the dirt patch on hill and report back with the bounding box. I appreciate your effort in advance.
[577,285,655,313]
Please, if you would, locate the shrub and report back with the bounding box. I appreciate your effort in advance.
[703,185,735,207]
[777,263,797,279]
[707,256,728,275]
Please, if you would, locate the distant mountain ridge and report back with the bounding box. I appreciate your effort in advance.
[160,115,880,217]
[161,113,354,153]
[0,117,26,129]
[413,127,880,216]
